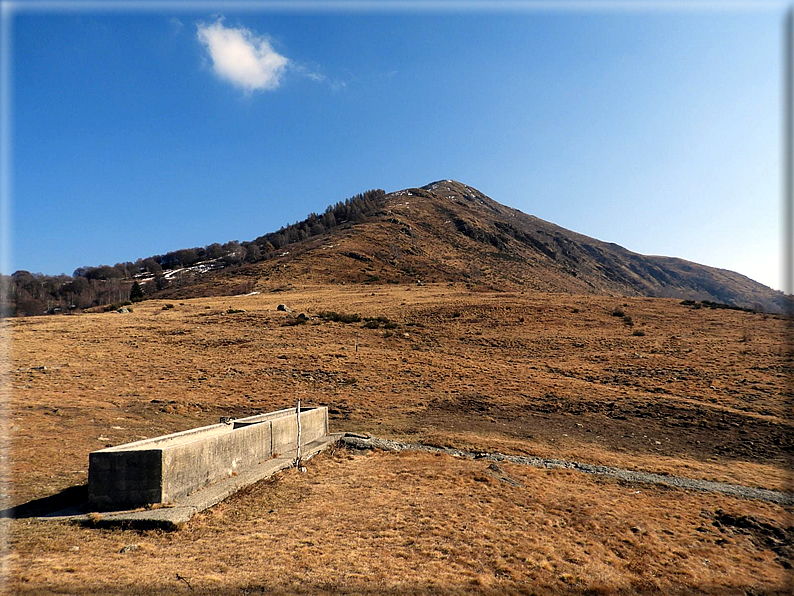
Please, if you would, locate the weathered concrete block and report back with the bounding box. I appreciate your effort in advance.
[235,407,328,456]
[88,448,162,508]
[88,406,328,509]
[161,419,272,503]
[273,408,327,455]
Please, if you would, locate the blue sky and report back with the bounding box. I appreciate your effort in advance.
[5,3,787,291]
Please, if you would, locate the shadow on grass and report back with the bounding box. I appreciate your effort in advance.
[0,484,88,519]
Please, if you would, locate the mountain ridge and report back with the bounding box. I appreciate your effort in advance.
[158,179,787,314]
[6,180,788,315]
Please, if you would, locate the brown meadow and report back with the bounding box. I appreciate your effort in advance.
[4,284,792,594]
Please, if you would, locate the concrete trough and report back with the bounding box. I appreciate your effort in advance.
[88,406,328,509]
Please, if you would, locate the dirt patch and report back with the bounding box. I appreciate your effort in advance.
[424,395,791,463]
[710,509,794,569]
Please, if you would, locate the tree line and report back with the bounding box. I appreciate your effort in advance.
[253,188,384,249]
[2,189,387,317]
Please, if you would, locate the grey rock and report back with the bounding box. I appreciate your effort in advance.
[339,435,794,506]
[343,432,371,439]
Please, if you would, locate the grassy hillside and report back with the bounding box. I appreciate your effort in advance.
[6,285,792,594]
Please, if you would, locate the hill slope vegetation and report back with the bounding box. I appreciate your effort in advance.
[5,181,788,315]
[158,180,788,314]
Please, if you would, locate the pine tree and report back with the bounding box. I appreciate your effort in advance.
[129,281,144,302]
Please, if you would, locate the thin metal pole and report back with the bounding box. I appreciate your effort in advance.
[296,399,302,467]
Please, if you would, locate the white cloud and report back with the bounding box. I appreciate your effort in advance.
[292,63,347,92]
[304,70,326,83]
[169,18,184,35]
[196,19,289,93]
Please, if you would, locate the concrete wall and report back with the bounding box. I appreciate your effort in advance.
[88,406,329,509]
[266,407,328,457]
[161,419,273,503]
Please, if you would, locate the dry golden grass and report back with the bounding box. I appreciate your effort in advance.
[4,283,792,594]
[410,429,793,493]
[8,449,792,595]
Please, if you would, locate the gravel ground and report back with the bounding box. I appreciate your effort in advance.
[340,434,794,506]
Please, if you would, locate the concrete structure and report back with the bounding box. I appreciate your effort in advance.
[88,406,329,509]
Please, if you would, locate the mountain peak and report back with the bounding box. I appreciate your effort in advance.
[420,179,466,191]
[418,179,486,198]
[16,179,783,317]
[311,180,785,313]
